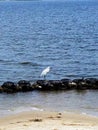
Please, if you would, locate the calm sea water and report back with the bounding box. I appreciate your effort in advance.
[0,1,98,117]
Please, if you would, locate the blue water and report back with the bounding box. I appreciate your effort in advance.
[0,1,98,117]
[0,1,98,83]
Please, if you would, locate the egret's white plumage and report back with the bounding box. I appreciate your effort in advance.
[40,66,50,80]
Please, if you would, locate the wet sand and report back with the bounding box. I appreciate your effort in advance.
[0,111,98,130]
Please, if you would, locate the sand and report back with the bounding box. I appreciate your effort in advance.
[0,110,98,130]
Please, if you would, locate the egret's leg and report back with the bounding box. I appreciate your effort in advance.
[44,75,46,80]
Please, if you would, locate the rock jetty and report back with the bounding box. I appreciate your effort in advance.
[0,78,98,93]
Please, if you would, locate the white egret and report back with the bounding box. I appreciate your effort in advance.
[40,66,50,80]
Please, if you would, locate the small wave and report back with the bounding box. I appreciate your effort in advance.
[7,107,44,114]
[19,61,40,66]
[0,59,4,62]
[82,112,87,115]
[0,59,14,64]
[31,107,44,111]
[86,48,98,51]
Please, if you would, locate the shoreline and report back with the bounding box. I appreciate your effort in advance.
[0,110,98,130]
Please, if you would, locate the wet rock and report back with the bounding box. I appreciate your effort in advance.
[0,86,3,93]
[72,78,87,90]
[61,78,70,89]
[68,81,77,89]
[1,81,17,93]
[31,82,38,90]
[36,80,68,90]
[36,80,53,90]
[49,80,65,90]
[17,80,33,92]
[36,78,89,90]
[0,77,98,93]
[61,78,70,82]
[72,78,84,84]
[85,78,98,89]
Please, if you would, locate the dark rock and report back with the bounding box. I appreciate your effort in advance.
[68,81,77,89]
[61,78,70,82]
[49,80,65,90]
[0,77,98,93]
[72,78,84,84]
[17,80,33,92]
[72,78,87,90]
[61,78,70,89]
[61,78,86,90]
[36,78,89,90]
[0,86,3,93]
[85,78,97,84]
[36,80,53,90]
[36,80,68,90]
[85,78,98,89]
[1,81,17,93]
[31,82,38,90]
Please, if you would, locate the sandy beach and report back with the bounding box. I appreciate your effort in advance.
[0,111,98,130]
